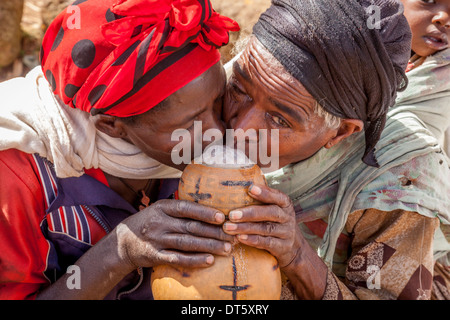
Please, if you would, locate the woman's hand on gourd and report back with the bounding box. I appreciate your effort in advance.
[222,184,302,268]
[115,199,235,270]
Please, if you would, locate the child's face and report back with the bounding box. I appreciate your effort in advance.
[401,0,450,56]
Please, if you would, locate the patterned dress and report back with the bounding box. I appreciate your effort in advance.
[267,62,450,299]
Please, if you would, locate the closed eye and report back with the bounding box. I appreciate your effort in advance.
[229,79,253,102]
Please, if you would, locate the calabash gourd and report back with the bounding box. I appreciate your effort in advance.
[151,160,282,300]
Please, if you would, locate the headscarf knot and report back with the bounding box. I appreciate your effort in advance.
[102,0,238,51]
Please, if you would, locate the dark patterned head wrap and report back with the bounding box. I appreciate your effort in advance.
[253,0,411,167]
[40,0,239,117]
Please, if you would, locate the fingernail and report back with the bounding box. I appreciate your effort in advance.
[238,234,248,240]
[224,242,232,252]
[215,212,225,223]
[250,185,261,195]
[229,210,242,220]
[224,222,237,231]
[206,255,214,265]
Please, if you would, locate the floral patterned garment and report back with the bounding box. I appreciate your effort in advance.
[280,208,449,300]
[267,109,450,263]
[268,87,450,299]
[323,209,444,300]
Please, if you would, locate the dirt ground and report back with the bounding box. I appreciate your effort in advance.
[0,0,270,82]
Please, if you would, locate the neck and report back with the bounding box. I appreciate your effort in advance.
[103,172,160,209]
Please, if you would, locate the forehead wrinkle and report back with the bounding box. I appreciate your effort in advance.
[244,40,316,112]
[233,60,252,83]
[245,51,292,99]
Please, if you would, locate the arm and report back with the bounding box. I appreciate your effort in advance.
[0,151,133,300]
[36,225,133,300]
[0,150,234,300]
[37,200,234,300]
[223,184,440,300]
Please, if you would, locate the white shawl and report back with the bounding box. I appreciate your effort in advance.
[0,66,182,179]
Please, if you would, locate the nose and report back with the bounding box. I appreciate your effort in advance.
[228,103,263,133]
[208,114,226,135]
[433,10,450,29]
[201,110,226,150]
[223,93,239,130]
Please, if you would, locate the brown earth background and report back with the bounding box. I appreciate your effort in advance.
[0,0,271,82]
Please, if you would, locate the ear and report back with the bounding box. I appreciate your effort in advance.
[91,114,126,139]
[324,119,364,149]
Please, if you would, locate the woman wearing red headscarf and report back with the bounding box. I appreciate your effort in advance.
[0,0,238,299]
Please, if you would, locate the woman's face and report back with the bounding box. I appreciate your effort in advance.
[401,0,450,56]
[117,62,226,171]
[223,37,343,171]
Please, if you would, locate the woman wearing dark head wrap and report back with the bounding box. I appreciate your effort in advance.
[253,0,411,167]
[223,0,450,299]
[0,0,239,299]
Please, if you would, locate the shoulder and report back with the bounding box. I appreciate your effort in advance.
[354,150,450,221]
[0,149,42,194]
[0,148,36,165]
[0,149,47,215]
[0,150,52,299]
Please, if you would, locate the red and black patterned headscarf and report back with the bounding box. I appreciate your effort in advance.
[40,0,239,117]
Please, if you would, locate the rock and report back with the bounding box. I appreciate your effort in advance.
[21,0,46,41]
[0,0,24,67]
[23,54,39,69]
[211,0,271,62]
[41,0,71,28]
